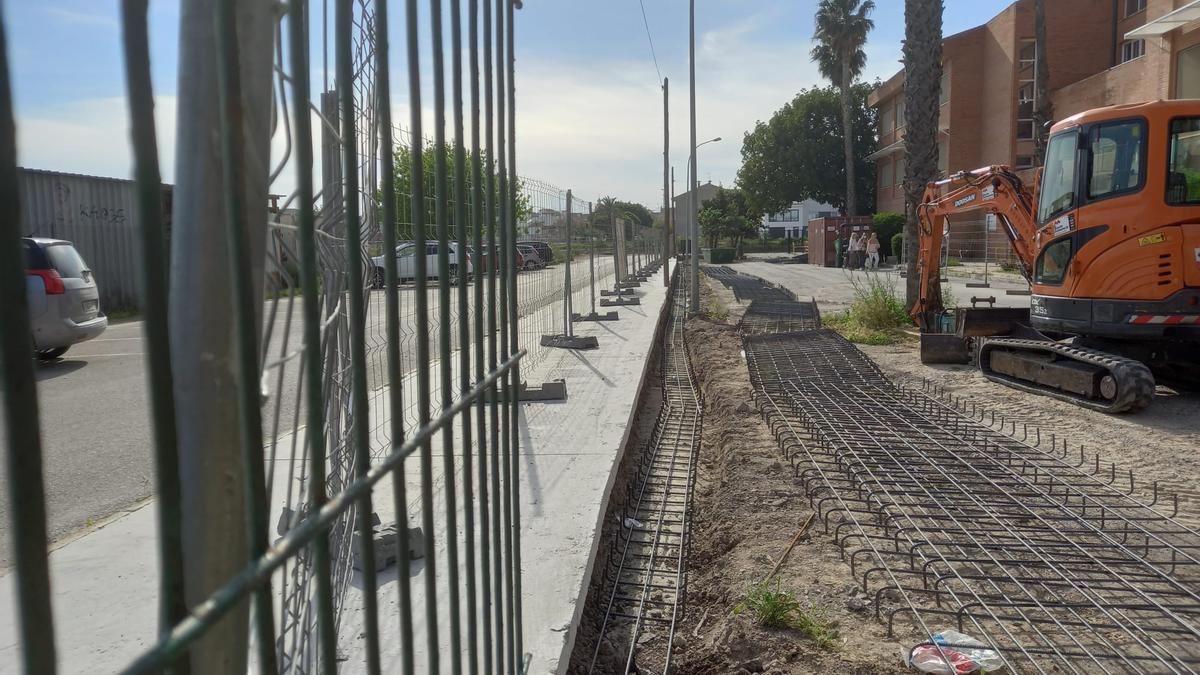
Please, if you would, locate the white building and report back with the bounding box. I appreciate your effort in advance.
[761,199,837,239]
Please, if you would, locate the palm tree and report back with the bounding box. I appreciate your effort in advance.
[1033,0,1053,164]
[902,0,943,313]
[811,0,875,218]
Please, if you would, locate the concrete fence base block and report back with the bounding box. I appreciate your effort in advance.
[572,311,620,322]
[541,334,600,350]
[519,379,568,401]
[600,297,641,307]
[352,523,426,572]
[600,288,635,297]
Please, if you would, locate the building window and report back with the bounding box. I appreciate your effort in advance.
[895,157,906,186]
[1179,45,1200,100]
[896,101,906,129]
[1017,81,1035,140]
[770,209,800,222]
[939,71,950,105]
[880,106,894,134]
[1015,155,1035,170]
[938,138,949,175]
[879,158,894,189]
[1124,0,1146,17]
[1121,39,1145,64]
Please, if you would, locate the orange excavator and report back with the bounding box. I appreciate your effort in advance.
[912,100,1200,413]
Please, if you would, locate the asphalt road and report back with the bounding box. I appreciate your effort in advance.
[0,320,154,569]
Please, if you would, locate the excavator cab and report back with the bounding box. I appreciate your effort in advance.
[912,100,1200,413]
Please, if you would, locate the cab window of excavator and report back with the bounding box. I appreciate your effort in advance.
[1038,132,1077,224]
[1035,237,1072,285]
[1088,120,1145,199]
[1167,117,1200,205]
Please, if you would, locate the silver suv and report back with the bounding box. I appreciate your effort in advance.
[23,237,107,359]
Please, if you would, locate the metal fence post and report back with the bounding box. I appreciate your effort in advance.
[169,0,275,669]
[0,6,57,671]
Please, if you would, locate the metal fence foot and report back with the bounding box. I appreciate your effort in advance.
[572,311,620,322]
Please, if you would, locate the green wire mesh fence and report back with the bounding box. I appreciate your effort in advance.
[0,0,603,672]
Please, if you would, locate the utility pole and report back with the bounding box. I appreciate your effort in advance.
[688,0,699,314]
[662,77,670,287]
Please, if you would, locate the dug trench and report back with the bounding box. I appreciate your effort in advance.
[568,276,907,674]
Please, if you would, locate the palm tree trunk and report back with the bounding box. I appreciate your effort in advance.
[840,57,858,217]
[1033,0,1052,164]
[903,0,944,315]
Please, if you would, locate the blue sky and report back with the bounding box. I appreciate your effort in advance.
[8,0,1014,207]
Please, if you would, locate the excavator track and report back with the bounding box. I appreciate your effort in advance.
[979,337,1156,413]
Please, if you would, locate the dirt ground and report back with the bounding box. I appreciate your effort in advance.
[858,343,1200,526]
[673,273,1200,673]
[666,279,910,674]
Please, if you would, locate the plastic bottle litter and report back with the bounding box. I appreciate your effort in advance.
[906,630,1005,674]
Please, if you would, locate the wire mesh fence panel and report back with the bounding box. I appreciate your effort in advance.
[0,0,551,672]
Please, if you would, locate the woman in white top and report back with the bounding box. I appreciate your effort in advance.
[865,232,881,269]
[847,232,862,269]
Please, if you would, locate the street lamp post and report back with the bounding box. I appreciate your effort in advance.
[689,0,699,314]
[685,136,720,308]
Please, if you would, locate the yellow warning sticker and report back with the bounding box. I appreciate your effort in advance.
[1138,233,1167,247]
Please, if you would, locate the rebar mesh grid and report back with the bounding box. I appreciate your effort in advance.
[749,332,1200,673]
[588,272,701,675]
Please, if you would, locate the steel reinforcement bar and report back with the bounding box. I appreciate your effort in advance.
[588,270,701,675]
[747,330,1200,674]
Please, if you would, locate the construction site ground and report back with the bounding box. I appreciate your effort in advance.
[670,263,1200,674]
[733,259,1200,526]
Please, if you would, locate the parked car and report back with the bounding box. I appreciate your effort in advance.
[467,245,523,275]
[518,240,553,265]
[23,237,107,359]
[516,244,544,271]
[371,241,473,288]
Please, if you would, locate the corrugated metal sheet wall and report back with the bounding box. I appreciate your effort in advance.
[18,168,143,311]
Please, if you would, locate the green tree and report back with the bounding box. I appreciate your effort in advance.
[592,198,654,240]
[698,187,756,250]
[902,0,944,314]
[737,84,877,219]
[872,211,905,256]
[385,143,531,241]
[812,0,876,217]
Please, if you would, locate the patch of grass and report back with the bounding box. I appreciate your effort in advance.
[733,581,839,649]
[941,282,958,310]
[823,272,913,345]
[999,260,1021,273]
[700,280,729,322]
[945,257,962,267]
[105,308,140,322]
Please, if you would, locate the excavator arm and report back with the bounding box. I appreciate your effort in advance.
[911,166,1039,328]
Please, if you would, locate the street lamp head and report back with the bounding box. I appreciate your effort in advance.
[711,136,722,142]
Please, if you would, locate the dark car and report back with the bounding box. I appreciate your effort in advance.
[518,240,553,265]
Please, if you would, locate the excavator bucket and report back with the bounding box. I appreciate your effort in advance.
[919,307,1032,365]
[920,333,972,364]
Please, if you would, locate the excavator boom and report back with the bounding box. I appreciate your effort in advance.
[911,166,1038,328]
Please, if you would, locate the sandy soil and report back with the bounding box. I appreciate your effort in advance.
[859,342,1200,526]
[664,280,909,674]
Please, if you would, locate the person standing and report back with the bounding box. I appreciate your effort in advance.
[865,232,881,269]
[847,232,862,269]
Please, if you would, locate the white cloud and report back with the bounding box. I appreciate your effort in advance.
[511,7,833,207]
[17,96,175,181]
[43,6,118,30]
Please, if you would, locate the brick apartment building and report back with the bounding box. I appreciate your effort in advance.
[868,0,1200,260]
